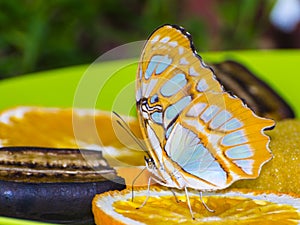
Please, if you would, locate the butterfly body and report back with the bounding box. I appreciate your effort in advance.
[136,25,275,192]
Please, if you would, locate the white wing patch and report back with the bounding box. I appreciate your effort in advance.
[145,55,172,79]
[221,130,248,146]
[225,145,254,159]
[164,96,192,128]
[186,102,207,117]
[160,73,187,97]
[179,57,189,65]
[219,118,243,131]
[160,36,171,43]
[165,124,227,186]
[209,110,232,129]
[200,105,220,123]
[196,79,209,92]
[189,66,199,76]
[233,159,254,175]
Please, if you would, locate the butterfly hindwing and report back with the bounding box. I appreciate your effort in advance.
[163,92,274,189]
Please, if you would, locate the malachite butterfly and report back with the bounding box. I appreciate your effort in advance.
[135,24,275,192]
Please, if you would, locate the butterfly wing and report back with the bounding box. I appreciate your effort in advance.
[136,24,274,190]
[163,91,274,190]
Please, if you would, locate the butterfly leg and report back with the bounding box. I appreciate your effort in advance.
[170,188,181,203]
[184,187,195,220]
[136,176,153,209]
[199,191,215,213]
[131,166,148,202]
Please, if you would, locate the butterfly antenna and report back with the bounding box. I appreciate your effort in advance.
[112,111,151,159]
[199,191,215,213]
[131,166,148,202]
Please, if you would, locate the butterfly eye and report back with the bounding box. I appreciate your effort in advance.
[144,156,155,168]
[145,157,152,164]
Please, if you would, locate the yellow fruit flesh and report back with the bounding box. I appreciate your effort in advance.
[0,107,142,148]
[113,195,300,225]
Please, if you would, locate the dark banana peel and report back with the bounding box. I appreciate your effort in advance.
[0,147,126,225]
[211,60,294,121]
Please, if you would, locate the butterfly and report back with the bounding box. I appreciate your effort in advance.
[135,24,275,213]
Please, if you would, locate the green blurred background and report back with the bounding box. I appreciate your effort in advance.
[0,0,299,79]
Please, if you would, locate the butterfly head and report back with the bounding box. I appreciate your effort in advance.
[144,156,156,170]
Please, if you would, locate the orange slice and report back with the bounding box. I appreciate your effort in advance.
[92,187,300,225]
[0,106,141,151]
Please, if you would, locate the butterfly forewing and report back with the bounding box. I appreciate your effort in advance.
[136,25,222,148]
[136,24,275,191]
